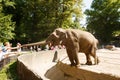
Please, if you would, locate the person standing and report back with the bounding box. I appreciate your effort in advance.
[16,43,21,52]
[0,47,4,61]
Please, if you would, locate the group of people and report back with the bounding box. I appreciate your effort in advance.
[0,42,21,61]
[45,43,65,51]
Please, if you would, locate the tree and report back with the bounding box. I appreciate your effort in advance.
[11,0,83,43]
[85,0,120,43]
[0,0,15,42]
[57,0,83,29]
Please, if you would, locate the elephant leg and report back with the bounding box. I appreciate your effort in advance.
[66,49,75,66]
[85,53,92,65]
[90,48,99,65]
[72,49,80,66]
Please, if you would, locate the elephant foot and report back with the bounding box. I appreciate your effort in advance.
[86,61,92,65]
[70,63,80,67]
[70,63,76,66]
[75,64,80,67]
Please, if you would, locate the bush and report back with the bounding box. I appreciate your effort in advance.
[0,61,19,80]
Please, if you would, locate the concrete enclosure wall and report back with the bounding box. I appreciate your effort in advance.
[17,49,67,80]
[17,49,120,80]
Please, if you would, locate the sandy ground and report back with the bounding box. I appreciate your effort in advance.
[18,48,120,80]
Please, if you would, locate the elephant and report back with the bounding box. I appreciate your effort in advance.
[46,28,99,67]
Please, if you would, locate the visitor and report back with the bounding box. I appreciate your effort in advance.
[2,42,20,58]
[0,47,4,61]
[2,42,12,58]
[45,44,49,50]
[16,43,21,52]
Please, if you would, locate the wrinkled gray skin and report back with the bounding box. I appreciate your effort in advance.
[46,28,99,67]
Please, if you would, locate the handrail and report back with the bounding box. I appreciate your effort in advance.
[0,54,19,70]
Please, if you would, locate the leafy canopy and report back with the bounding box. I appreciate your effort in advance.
[0,0,15,42]
[85,0,120,43]
[12,0,83,43]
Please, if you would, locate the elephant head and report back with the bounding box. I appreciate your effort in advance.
[46,28,67,47]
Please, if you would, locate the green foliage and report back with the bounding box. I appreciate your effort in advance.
[58,0,83,29]
[12,0,83,43]
[0,0,15,42]
[0,61,19,80]
[85,0,120,43]
[113,30,120,36]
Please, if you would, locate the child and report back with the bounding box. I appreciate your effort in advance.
[0,47,4,61]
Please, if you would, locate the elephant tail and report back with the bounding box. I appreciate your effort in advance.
[91,39,98,54]
[95,39,99,50]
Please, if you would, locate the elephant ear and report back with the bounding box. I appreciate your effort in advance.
[60,32,68,45]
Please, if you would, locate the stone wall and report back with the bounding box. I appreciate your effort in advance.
[0,54,18,70]
[17,60,42,80]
